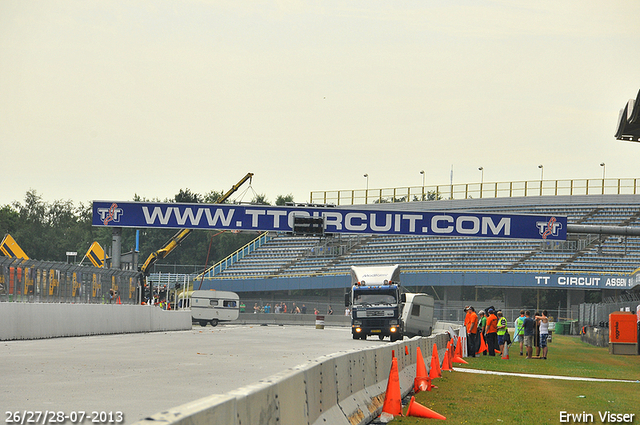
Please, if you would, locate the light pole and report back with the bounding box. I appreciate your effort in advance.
[364,174,369,204]
[600,163,606,194]
[538,164,544,181]
[420,170,425,200]
[538,164,544,196]
[478,167,484,198]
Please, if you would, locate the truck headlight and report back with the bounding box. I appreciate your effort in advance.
[390,326,397,333]
[353,320,362,325]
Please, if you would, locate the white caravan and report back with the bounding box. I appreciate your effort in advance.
[401,293,435,337]
[190,290,240,327]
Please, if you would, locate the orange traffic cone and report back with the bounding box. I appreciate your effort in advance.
[414,347,431,393]
[477,333,488,355]
[117,296,121,305]
[429,343,441,379]
[406,396,446,420]
[442,347,453,371]
[380,357,402,423]
[452,337,467,364]
[501,342,510,360]
[405,345,409,356]
[456,337,464,358]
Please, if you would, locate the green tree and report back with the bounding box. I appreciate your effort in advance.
[275,194,294,206]
[0,204,19,235]
[252,194,270,205]
[174,188,203,203]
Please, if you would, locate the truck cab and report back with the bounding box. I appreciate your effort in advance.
[345,265,404,341]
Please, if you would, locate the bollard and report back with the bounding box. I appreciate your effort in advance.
[315,315,325,329]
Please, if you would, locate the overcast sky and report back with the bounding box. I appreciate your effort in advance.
[1,1,639,207]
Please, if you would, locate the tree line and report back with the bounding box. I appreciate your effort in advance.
[0,189,294,272]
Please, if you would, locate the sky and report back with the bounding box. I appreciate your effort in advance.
[1,1,640,207]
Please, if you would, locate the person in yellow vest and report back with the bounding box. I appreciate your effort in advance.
[497,310,508,355]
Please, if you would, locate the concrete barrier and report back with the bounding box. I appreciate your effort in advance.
[0,303,192,340]
[133,331,452,425]
[235,312,350,327]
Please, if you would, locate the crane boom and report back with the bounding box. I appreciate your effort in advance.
[138,173,253,301]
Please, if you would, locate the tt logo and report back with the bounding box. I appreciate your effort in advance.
[536,217,562,239]
[97,203,123,225]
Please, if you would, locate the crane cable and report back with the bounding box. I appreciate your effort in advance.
[198,230,227,290]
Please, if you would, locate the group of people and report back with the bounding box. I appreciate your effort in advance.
[514,309,550,359]
[464,306,551,359]
[251,302,334,315]
[463,306,506,357]
[252,302,307,314]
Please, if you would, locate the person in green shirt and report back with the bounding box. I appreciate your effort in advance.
[476,310,487,355]
[514,310,525,356]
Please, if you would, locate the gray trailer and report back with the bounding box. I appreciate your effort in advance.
[401,293,435,337]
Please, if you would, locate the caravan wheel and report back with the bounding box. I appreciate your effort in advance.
[210,319,219,327]
[198,320,208,327]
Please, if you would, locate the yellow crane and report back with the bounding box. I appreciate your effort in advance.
[139,173,254,301]
[0,234,29,260]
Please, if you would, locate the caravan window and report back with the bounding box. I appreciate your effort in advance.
[209,299,218,306]
[411,304,421,317]
[223,300,237,308]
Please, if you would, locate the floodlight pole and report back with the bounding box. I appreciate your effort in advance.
[364,174,369,204]
[538,165,544,196]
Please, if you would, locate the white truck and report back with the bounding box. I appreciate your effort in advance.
[345,265,434,341]
[190,290,240,327]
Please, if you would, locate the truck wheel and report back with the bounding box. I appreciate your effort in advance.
[210,319,219,327]
[353,333,359,340]
[199,320,208,327]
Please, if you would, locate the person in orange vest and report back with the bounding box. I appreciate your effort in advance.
[485,308,498,356]
[464,306,479,358]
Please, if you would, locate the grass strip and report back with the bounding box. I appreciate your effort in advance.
[392,335,640,424]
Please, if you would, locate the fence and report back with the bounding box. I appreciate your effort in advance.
[310,177,640,205]
[579,293,640,327]
[0,257,140,304]
[435,306,579,326]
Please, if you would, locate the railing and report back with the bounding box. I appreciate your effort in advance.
[310,177,640,205]
[0,257,140,304]
[198,232,272,278]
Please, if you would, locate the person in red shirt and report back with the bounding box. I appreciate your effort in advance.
[484,308,498,356]
[464,306,479,358]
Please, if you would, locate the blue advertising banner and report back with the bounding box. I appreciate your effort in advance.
[92,201,567,240]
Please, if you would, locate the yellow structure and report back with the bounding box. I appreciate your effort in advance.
[0,234,29,259]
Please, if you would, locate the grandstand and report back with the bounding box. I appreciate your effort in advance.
[187,193,639,318]
[212,194,640,279]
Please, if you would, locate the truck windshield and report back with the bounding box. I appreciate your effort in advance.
[353,289,397,305]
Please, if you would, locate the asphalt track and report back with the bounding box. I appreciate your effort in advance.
[1,325,387,423]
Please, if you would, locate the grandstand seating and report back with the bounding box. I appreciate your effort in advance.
[214,195,640,279]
